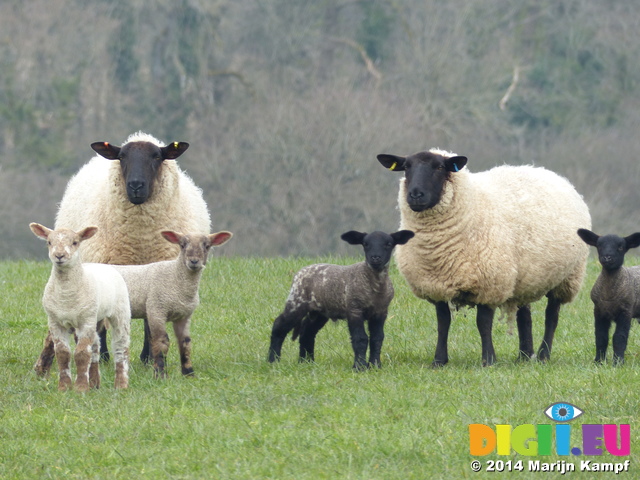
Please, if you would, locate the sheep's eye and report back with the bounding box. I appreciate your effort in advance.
[386,242,393,248]
[436,164,445,171]
[362,242,368,248]
[72,241,78,246]
[619,246,625,251]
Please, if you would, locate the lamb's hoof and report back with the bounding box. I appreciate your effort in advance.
[182,367,194,376]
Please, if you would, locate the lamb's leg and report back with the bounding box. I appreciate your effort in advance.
[74,332,94,393]
[367,314,386,368]
[537,294,562,361]
[594,312,611,364]
[516,305,535,360]
[140,318,152,364]
[611,313,631,366]
[34,331,56,377]
[51,324,72,391]
[110,315,131,388]
[173,318,194,376]
[298,312,329,362]
[432,301,451,367]
[89,332,101,389]
[268,307,306,362]
[98,320,110,363]
[347,312,369,371]
[476,304,496,367]
[149,319,170,379]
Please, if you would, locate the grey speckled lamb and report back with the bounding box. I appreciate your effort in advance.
[578,228,640,365]
[268,230,414,370]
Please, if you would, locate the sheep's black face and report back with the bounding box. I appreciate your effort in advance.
[91,140,189,205]
[341,230,414,271]
[377,151,468,212]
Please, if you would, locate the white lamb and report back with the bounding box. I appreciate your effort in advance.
[30,223,131,391]
[377,148,591,366]
[112,230,233,378]
[35,131,211,374]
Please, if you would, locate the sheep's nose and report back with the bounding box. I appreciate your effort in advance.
[128,180,144,193]
[409,190,424,199]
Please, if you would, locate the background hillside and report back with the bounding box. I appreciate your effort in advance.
[1,0,639,258]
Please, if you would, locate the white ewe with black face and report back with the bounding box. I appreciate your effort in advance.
[112,230,233,378]
[268,229,414,370]
[578,228,640,365]
[378,148,591,367]
[34,131,211,375]
[30,223,131,391]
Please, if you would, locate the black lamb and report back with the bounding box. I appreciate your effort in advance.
[268,229,414,370]
[577,228,640,365]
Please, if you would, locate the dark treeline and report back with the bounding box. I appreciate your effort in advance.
[1,0,639,259]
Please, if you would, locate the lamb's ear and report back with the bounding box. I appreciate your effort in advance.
[161,142,189,160]
[624,233,640,250]
[377,154,406,172]
[210,231,233,247]
[391,230,415,246]
[161,231,183,245]
[91,142,121,160]
[444,156,467,173]
[577,228,599,246]
[341,231,367,245]
[29,222,51,240]
[78,226,98,241]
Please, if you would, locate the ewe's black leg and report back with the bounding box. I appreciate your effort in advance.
[516,305,534,360]
[476,304,496,367]
[140,318,151,364]
[594,312,611,364]
[611,313,631,366]
[537,294,562,361]
[298,312,329,362]
[268,309,305,362]
[98,320,110,363]
[347,313,369,370]
[367,315,386,368]
[432,301,451,367]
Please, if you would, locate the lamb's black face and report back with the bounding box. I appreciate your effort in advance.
[577,228,640,272]
[341,230,415,271]
[377,151,468,212]
[595,235,629,271]
[91,140,189,205]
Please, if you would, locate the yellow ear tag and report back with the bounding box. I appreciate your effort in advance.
[389,161,397,171]
[173,142,179,148]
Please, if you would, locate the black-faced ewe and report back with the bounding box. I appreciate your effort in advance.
[378,148,591,366]
[268,230,414,370]
[577,229,640,365]
[34,131,211,375]
[112,230,232,378]
[30,223,131,391]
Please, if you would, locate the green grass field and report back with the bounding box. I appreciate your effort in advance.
[0,256,637,479]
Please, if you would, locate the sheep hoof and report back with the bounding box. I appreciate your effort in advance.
[182,367,194,376]
[430,360,447,368]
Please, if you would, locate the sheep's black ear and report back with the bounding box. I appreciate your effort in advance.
[577,228,599,246]
[391,230,415,246]
[341,231,367,245]
[445,156,467,173]
[91,142,121,160]
[624,233,640,250]
[161,142,189,160]
[377,154,406,172]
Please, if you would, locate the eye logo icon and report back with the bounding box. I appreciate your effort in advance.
[544,402,583,422]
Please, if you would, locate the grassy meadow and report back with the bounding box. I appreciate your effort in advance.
[0,255,638,479]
